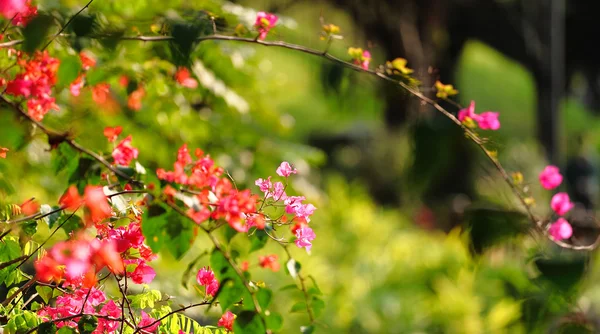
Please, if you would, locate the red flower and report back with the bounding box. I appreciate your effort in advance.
[59,185,83,211]
[112,135,139,166]
[79,51,96,70]
[259,254,280,272]
[20,198,39,215]
[103,126,122,142]
[175,67,198,89]
[92,83,110,104]
[11,0,36,26]
[84,186,112,223]
[127,86,145,111]
[218,311,236,331]
[131,262,156,284]
[0,147,8,158]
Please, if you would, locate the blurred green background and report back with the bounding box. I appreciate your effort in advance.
[2,0,600,333]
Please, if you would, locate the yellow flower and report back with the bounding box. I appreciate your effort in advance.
[435,80,459,98]
[390,58,413,75]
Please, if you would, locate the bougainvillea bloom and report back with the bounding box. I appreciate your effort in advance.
[360,50,371,70]
[59,185,83,211]
[477,112,501,130]
[0,0,27,19]
[255,11,278,40]
[128,86,145,110]
[548,218,573,241]
[137,311,160,333]
[295,226,316,251]
[539,165,563,190]
[5,51,60,121]
[0,147,8,158]
[348,47,371,70]
[92,83,110,104]
[131,262,156,284]
[218,311,236,331]
[551,192,574,216]
[103,126,122,142]
[255,177,272,193]
[84,185,112,223]
[175,67,198,88]
[259,254,280,272]
[80,51,96,70]
[11,0,36,26]
[20,198,39,215]
[112,135,139,166]
[458,101,479,122]
[197,267,219,297]
[276,161,297,177]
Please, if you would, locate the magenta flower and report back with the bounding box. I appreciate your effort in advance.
[196,267,215,286]
[361,50,371,70]
[131,262,156,284]
[255,12,278,40]
[255,177,272,193]
[548,218,573,241]
[458,101,478,122]
[295,226,316,252]
[539,165,563,190]
[0,0,27,19]
[276,161,297,177]
[478,112,501,130]
[112,135,139,166]
[137,311,160,333]
[550,192,574,216]
[218,310,236,331]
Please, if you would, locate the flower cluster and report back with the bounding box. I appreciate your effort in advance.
[158,144,261,232]
[34,236,124,287]
[0,0,36,25]
[255,161,317,251]
[348,47,371,70]
[38,288,121,333]
[196,266,219,297]
[112,135,139,166]
[539,166,574,241]
[255,12,278,40]
[457,101,501,130]
[5,51,60,121]
[59,185,113,223]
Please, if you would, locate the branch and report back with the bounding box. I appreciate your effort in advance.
[132,301,211,333]
[41,0,95,50]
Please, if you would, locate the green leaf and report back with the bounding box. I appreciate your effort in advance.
[311,296,325,318]
[36,285,53,303]
[141,206,194,259]
[308,275,322,295]
[0,237,22,286]
[70,14,96,36]
[466,208,529,253]
[21,220,37,236]
[38,321,57,334]
[77,315,98,334]
[290,301,307,313]
[249,230,269,253]
[210,251,253,310]
[61,214,83,235]
[279,284,299,291]
[57,327,77,334]
[256,288,272,310]
[534,256,587,292]
[85,68,109,86]
[232,311,265,334]
[22,14,55,53]
[57,55,82,87]
[53,143,79,175]
[68,158,101,194]
[265,312,283,332]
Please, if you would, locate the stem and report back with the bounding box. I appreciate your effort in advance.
[41,0,95,51]
[132,301,211,333]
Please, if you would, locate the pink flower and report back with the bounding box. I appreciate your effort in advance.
[218,311,236,331]
[206,279,219,297]
[131,262,156,284]
[255,12,278,40]
[255,177,272,193]
[11,0,36,26]
[550,192,574,216]
[137,311,160,333]
[196,267,215,286]
[69,75,84,97]
[458,101,478,122]
[276,161,297,177]
[548,218,573,241]
[361,50,371,70]
[478,112,500,130]
[284,196,305,214]
[112,135,139,166]
[0,0,27,19]
[175,67,198,89]
[295,226,316,252]
[539,165,563,190]
[271,181,287,201]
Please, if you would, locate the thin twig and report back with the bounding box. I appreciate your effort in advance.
[132,301,211,333]
[41,0,95,51]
